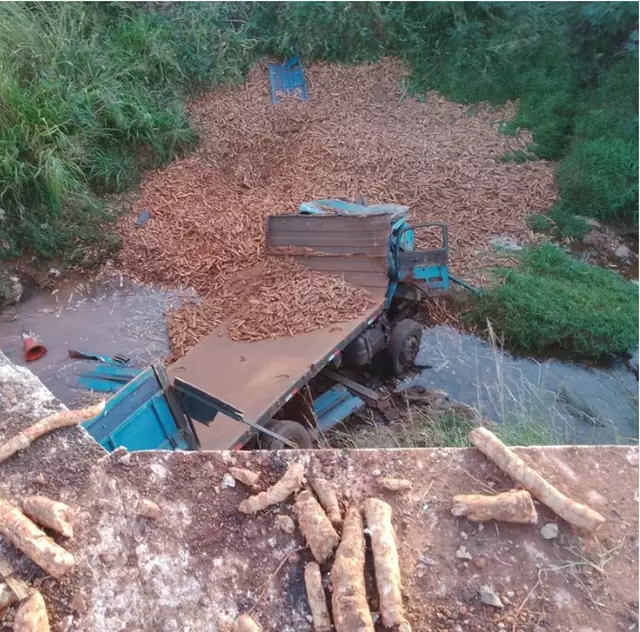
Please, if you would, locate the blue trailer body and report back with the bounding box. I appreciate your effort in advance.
[84,366,196,451]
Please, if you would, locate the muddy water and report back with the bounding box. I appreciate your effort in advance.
[0,276,195,407]
[408,326,639,445]
[2,280,637,445]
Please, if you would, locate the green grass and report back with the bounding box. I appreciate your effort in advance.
[0,2,638,263]
[328,408,563,450]
[0,3,253,262]
[468,244,639,359]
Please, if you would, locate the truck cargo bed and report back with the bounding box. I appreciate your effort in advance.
[168,212,392,449]
[168,297,384,449]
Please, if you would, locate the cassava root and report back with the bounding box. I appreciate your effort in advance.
[451,490,538,524]
[238,462,304,514]
[332,507,374,632]
[13,591,50,632]
[310,478,341,527]
[293,490,340,564]
[469,427,605,531]
[364,498,411,631]
[0,402,104,465]
[22,496,74,537]
[230,467,260,490]
[304,562,332,632]
[0,499,74,578]
[233,614,261,632]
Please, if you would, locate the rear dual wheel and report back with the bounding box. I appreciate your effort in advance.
[384,318,423,377]
[260,419,314,450]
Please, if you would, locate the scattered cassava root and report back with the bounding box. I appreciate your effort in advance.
[233,614,261,632]
[293,491,340,564]
[469,427,605,531]
[332,507,374,632]
[304,562,332,632]
[451,490,538,524]
[0,499,74,579]
[0,582,17,611]
[238,462,304,514]
[22,496,74,538]
[378,477,412,492]
[364,498,411,632]
[13,591,50,632]
[310,478,341,527]
[230,467,261,490]
[0,402,104,465]
[0,555,30,604]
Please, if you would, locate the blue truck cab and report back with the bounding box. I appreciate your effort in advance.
[84,364,244,452]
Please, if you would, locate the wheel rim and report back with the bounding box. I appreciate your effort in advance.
[399,335,419,368]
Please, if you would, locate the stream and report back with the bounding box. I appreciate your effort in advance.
[0,275,195,407]
[409,326,638,445]
[1,280,637,445]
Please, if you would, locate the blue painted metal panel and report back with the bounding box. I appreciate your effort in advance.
[83,367,187,452]
[269,57,308,104]
[314,385,364,432]
[400,263,449,291]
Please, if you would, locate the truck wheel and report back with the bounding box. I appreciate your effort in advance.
[384,319,423,377]
[260,420,314,450]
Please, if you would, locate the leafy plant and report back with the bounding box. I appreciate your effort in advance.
[469,244,639,359]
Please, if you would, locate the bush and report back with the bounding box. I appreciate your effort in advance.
[526,207,593,240]
[0,3,253,262]
[0,2,638,262]
[469,244,638,359]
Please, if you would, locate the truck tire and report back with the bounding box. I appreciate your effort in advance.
[384,319,423,377]
[260,419,314,450]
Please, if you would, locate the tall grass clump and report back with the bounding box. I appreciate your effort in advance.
[0,3,255,263]
[469,244,639,359]
[327,408,564,450]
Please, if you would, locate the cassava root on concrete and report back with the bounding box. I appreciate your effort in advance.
[451,490,538,524]
[0,402,104,465]
[233,614,261,632]
[469,427,605,531]
[310,478,341,527]
[0,499,74,578]
[22,496,74,538]
[332,507,374,632]
[238,462,304,515]
[293,490,340,564]
[13,591,50,632]
[304,562,332,632]
[0,582,17,611]
[230,467,260,490]
[364,498,411,631]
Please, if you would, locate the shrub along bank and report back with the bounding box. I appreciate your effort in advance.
[1,2,638,263]
[468,244,638,360]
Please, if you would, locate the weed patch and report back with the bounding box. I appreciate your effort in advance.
[328,408,563,450]
[468,245,638,359]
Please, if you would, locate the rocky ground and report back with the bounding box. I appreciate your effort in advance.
[1,352,638,632]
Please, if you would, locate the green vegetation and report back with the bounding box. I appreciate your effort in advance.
[0,2,637,263]
[0,3,254,262]
[328,408,563,449]
[469,244,639,359]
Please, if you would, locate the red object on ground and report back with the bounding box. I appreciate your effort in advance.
[23,333,47,362]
